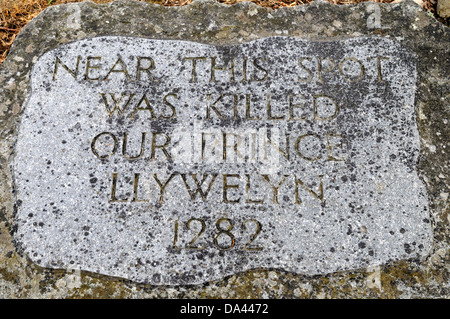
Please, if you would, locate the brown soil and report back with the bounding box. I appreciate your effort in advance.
[0,0,438,66]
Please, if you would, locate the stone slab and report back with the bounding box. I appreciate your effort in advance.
[0,0,449,296]
[13,35,431,284]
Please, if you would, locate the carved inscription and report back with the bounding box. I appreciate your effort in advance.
[14,37,432,285]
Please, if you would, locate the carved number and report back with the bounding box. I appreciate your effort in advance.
[172,218,263,251]
[214,218,235,250]
[186,218,206,250]
[242,219,263,251]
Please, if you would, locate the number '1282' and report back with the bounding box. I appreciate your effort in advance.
[172,218,263,251]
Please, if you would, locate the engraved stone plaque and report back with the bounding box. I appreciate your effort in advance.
[13,36,432,285]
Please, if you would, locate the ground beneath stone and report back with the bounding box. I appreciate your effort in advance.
[0,0,440,66]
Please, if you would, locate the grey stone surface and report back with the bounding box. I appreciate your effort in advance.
[13,36,431,284]
[438,0,450,18]
[0,0,449,297]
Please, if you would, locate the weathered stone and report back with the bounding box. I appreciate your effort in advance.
[437,0,450,18]
[0,0,449,297]
[13,36,431,285]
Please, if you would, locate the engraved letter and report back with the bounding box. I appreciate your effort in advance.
[313,95,339,121]
[85,56,101,81]
[201,132,220,161]
[267,94,285,120]
[161,93,178,119]
[222,132,244,162]
[326,134,345,161]
[297,57,313,83]
[295,134,322,162]
[132,173,149,202]
[289,94,307,120]
[151,132,172,160]
[251,57,268,81]
[181,174,218,201]
[368,56,390,82]
[100,93,135,117]
[261,174,289,204]
[245,174,264,204]
[130,94,157,119]
[295,175,324,204]
[339,57,365,82]
[153,173,176,204]
[122,132,146,160]
[183,57,207,82]
[318,58,334,83]
[245,94,261,120]
[223,174,240,203]
[104,57,131,81]
[110,172,128,202]
[53,56,81,81]
[136,57,156,81]
[206,94,226,120]
[91,132,118,159]
[210,57,235,82]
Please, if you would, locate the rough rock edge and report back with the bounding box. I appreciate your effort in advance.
[0,0,448,298]
[437,0,450,18]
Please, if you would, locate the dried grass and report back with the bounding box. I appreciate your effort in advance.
[0,0,437,66]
